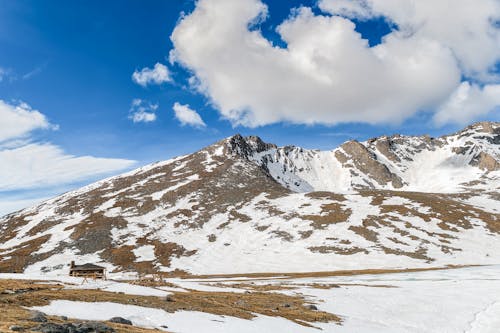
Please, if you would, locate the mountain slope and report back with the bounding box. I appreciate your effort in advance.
[249,121,500,193]
[0,122,498,275]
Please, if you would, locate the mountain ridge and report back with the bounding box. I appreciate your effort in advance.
[0,122,498,276]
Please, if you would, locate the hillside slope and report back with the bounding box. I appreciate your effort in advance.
[0,122,498,275]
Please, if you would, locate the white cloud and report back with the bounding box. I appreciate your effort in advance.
[0,100,135,214]
[0,143,134,191]
[129,99,158,123]
[319,0,373,19]
[319,0,500,80]
[132,63,171,87]
[169,0,500,127]
[0,100,54,142]
[173,102,206,128]
[434,82,500,125]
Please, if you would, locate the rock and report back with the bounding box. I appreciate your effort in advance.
[32,322,115,333]
[283,303,291,308]
[165,295,174,302]
[108,317,132,325]
[471,152,500,171]
[337,140,404,188]
[306,304,318,311]
[29,311,48,322]
[60,316,68,321]
[32,323,68,333]
[73,321,115,333]
[9,325,24,332]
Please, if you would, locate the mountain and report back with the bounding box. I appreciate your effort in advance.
[248,121,500,193]
[0,122,499,276]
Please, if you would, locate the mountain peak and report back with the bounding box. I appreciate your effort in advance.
[226,134,277,158]
[454,121,499,136]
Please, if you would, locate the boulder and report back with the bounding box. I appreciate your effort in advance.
[32,323,69,333]
[108,317,132,325]
[29,311,47,323]
[73,321,115,333]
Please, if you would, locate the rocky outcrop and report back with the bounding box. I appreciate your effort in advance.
[228,134,277,158]
[337,140,404,189]
[33,322,115,333]
[471,152,500,171]
[372,137,401,163]
[108,317,132,325]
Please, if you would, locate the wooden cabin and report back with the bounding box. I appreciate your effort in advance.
[69,261,106,279]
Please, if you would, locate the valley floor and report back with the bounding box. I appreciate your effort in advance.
[1,265,499,332]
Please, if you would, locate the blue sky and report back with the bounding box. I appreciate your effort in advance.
[1,0,499,215]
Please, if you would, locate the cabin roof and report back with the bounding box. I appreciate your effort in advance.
[70,263,105,271]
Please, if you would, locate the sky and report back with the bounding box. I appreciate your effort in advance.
[0,0,499,215]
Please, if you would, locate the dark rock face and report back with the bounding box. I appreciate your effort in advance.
[337,140,404,188]
[374,138,401,163]
[32,323,68,333]
[228,134,277,158]
[471,152,500,171]
[74,322,115,332]
[108,317,132,325]
[33,321,115,333]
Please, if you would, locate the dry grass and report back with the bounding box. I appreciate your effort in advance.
[208,282,296,292]
[0,278,340,331]
[308,246,368,255]
[0,280,160,333]
[187,265,474,280]
[0,235,51,273]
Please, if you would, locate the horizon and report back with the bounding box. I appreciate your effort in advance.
[1,0,500,215]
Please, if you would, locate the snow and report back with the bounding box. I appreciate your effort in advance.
[462,194,500,214]
[0,272,170,296]
[244,125,499,194]
[31,301,317,333]
[17,265,500,333]
[1,125,499,280]
[133,245,156,262]
[150,174,200,201]
[467,301,500,333]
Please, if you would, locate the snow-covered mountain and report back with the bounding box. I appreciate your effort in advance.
[248,121,500,193]
[0,122,498,276]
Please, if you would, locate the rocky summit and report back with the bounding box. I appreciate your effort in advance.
[0,122,498,276]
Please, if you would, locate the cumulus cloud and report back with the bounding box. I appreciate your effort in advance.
[169,0,500,127]
[173,102,206,128]
[319,0,500,80]
[0,100,135,213]
[129,98,158,123]
[434,82,500,125]
[132,63,171,87]
[0,100,55,142]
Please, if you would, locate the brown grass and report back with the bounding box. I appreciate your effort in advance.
[0,280,160,333]
[186,265,474,280]
[0,279,340,329]
[208,282,296,292]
